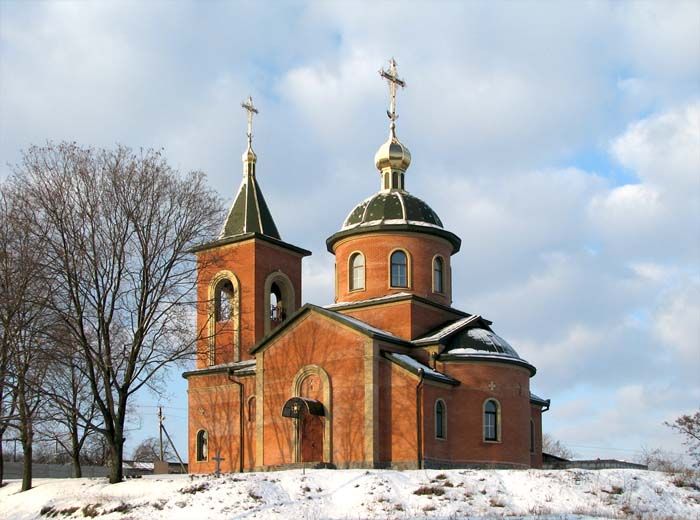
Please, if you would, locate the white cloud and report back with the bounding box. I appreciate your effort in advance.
[654,279,700,362]
[612,102,700,193]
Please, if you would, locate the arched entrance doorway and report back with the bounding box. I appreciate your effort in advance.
[281,397,325,464]
[286,365,333,465]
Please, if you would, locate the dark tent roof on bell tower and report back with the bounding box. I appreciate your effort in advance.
[220,171,281,239]
[219,96,281,241]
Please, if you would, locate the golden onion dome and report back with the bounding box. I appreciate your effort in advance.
[374,132,411,172]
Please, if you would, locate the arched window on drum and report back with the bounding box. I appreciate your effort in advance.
[349,252,365,291]
[390,250,409,288]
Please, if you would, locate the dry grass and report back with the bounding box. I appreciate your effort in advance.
[413,485,445,496]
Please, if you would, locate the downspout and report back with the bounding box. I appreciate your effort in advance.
[416,368,425,470]
[228,369,245,473]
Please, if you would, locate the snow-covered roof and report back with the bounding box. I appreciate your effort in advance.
[325,292,413,309]
[384,352,459,385]
[412,315,482,345]
[182,359,256,379]
[529,392,550,408]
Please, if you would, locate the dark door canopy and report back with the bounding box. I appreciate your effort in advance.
[281,397,325,419]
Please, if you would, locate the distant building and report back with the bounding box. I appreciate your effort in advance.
[184,60,550,472]
[542,454,647,470]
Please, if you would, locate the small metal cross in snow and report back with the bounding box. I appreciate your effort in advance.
[212,451,224,477]
[488,381,497,391]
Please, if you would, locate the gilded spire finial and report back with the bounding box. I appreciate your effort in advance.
[379,58,405,137]
[241,95,258,148]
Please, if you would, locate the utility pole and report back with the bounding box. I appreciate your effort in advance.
[158,406,164,461]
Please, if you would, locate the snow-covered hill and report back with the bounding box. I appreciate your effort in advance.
[1,468,698,519]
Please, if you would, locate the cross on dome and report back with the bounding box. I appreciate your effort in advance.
[379,58,405,136]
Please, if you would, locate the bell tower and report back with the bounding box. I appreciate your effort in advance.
[192,97,311,368]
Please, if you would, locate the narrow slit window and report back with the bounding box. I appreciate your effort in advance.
[433,257,444,293]
[435,400,446,439]
[196,430,208,461]
[484,400,499,441]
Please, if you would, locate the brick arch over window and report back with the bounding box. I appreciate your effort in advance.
[264,271,296,335]
[207,270,240,364]
[290,365,332,464]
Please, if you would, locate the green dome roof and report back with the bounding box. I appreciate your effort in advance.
[342,191,443,230]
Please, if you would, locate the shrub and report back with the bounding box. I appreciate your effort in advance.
[414,485,445,496]
[181,482,209,494]
[109,503,132,514]
[672,471,700,491]
[81,504,101,517]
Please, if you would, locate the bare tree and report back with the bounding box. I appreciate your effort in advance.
[637,446,687,473]
[542,433,575,459]
[666,410,700,468]
[0,185,19,486]
[38,337,102,478]
[11,143,223,483]
[0,183,50,491]
[131,436,175,463]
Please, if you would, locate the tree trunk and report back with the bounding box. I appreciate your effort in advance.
[70,419,82,478]
[72,452,82,478]
[0,444,4,486]
[21,429,32,491]
[108,434,124,483]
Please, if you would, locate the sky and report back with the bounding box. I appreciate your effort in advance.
[1,0,699,464]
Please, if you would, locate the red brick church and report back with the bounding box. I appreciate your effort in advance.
[184,60,549,472]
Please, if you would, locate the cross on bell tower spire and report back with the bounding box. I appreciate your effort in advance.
[379,58,405,138]
[242,95,258,148]
[241,96,259,175]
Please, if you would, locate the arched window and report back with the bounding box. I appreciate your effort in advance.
[247,396,256,423]
[349,252,365,291]
[435,399,446,439]
[270,282,287,323]
[265,272,295,334]
[433,256,444,293]
[215,279,234,322]
[196,430,208,461]
[484,399,499,441]
[390,250,408,288]
[530,419,535,453]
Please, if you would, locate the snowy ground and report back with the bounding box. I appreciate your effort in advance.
[1,468,699,519]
